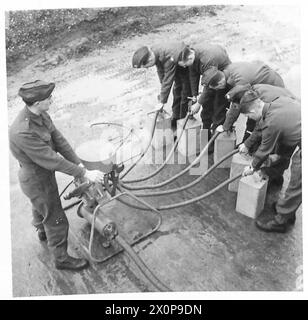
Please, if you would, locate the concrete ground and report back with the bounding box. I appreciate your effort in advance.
[7,5,302,296]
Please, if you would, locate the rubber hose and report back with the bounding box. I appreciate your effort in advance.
[134,149,239,197]
[63,199,82,211]
[116,173,242,211]
[116,234,171,292]
[122,113,190,184]
[120,109,161,179]
[121,131,220,191]
[59,179,74,198]
[158,173,242,210]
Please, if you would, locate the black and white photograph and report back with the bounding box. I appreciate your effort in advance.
[2,1,304,298]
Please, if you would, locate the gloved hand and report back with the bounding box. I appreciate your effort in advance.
[78,162,85,168]
[190,102,201,115]
[84,169,105,183]
[242,165,254,176]
[238,143,249,155]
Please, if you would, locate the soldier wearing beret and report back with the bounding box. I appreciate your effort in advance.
[238,90,301,232]
[132,41,191,129]
[218,83,297,152]
[204,61,285,142]
[177,43,231,149]
[9,80,106,270]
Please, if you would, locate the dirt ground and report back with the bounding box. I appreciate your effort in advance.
[7,5,302,297]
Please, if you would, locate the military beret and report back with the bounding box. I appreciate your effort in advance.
[240,89,260,106]
[18,80,55,104]
[201,66,219,87]
[226,84,252,103]
[132,46,150,68]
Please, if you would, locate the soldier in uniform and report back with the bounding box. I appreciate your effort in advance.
[203,61,285,142]
[221,83,296,132]
[9,80,105,270]
[178,43,231,138]
[238,90,301,232]
[132,41,191,129]
[219,83,297,160]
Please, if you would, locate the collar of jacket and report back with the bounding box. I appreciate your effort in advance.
[24,105,44,126]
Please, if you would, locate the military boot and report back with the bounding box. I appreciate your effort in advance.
[255,212,296,233]
[55,255,89,271]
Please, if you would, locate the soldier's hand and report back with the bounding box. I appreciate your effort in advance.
[257,168,268,180]
[84,169,105,183]
[191,96,197,103]
[156,103,165,111]
[191,102,201,115]
[216,125,224,133]
[238,143,249,155]
[242,165,254,177]
[268,154,281,166]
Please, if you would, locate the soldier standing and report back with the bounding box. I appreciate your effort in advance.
[9,80,105,270]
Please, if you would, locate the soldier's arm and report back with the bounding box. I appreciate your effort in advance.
[51,128,81,165]
[17,131,86,177]
[222,103,241,131]
[160,59,177,104]
[251,124,280,169]
[189,66,200,97]
[156,64,165,84]
[244,122,262,150]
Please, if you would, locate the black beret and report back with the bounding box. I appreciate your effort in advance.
[132,46,150,68]
[18,80,55,104]
[240,89,260,106]
[201,66,219,86]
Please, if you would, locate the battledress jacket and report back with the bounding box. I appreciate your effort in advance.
[151,41,187,104]
[248,96,301,170]
[9,106,85,178]
[188,43,231,104]
[243,84,297,150]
